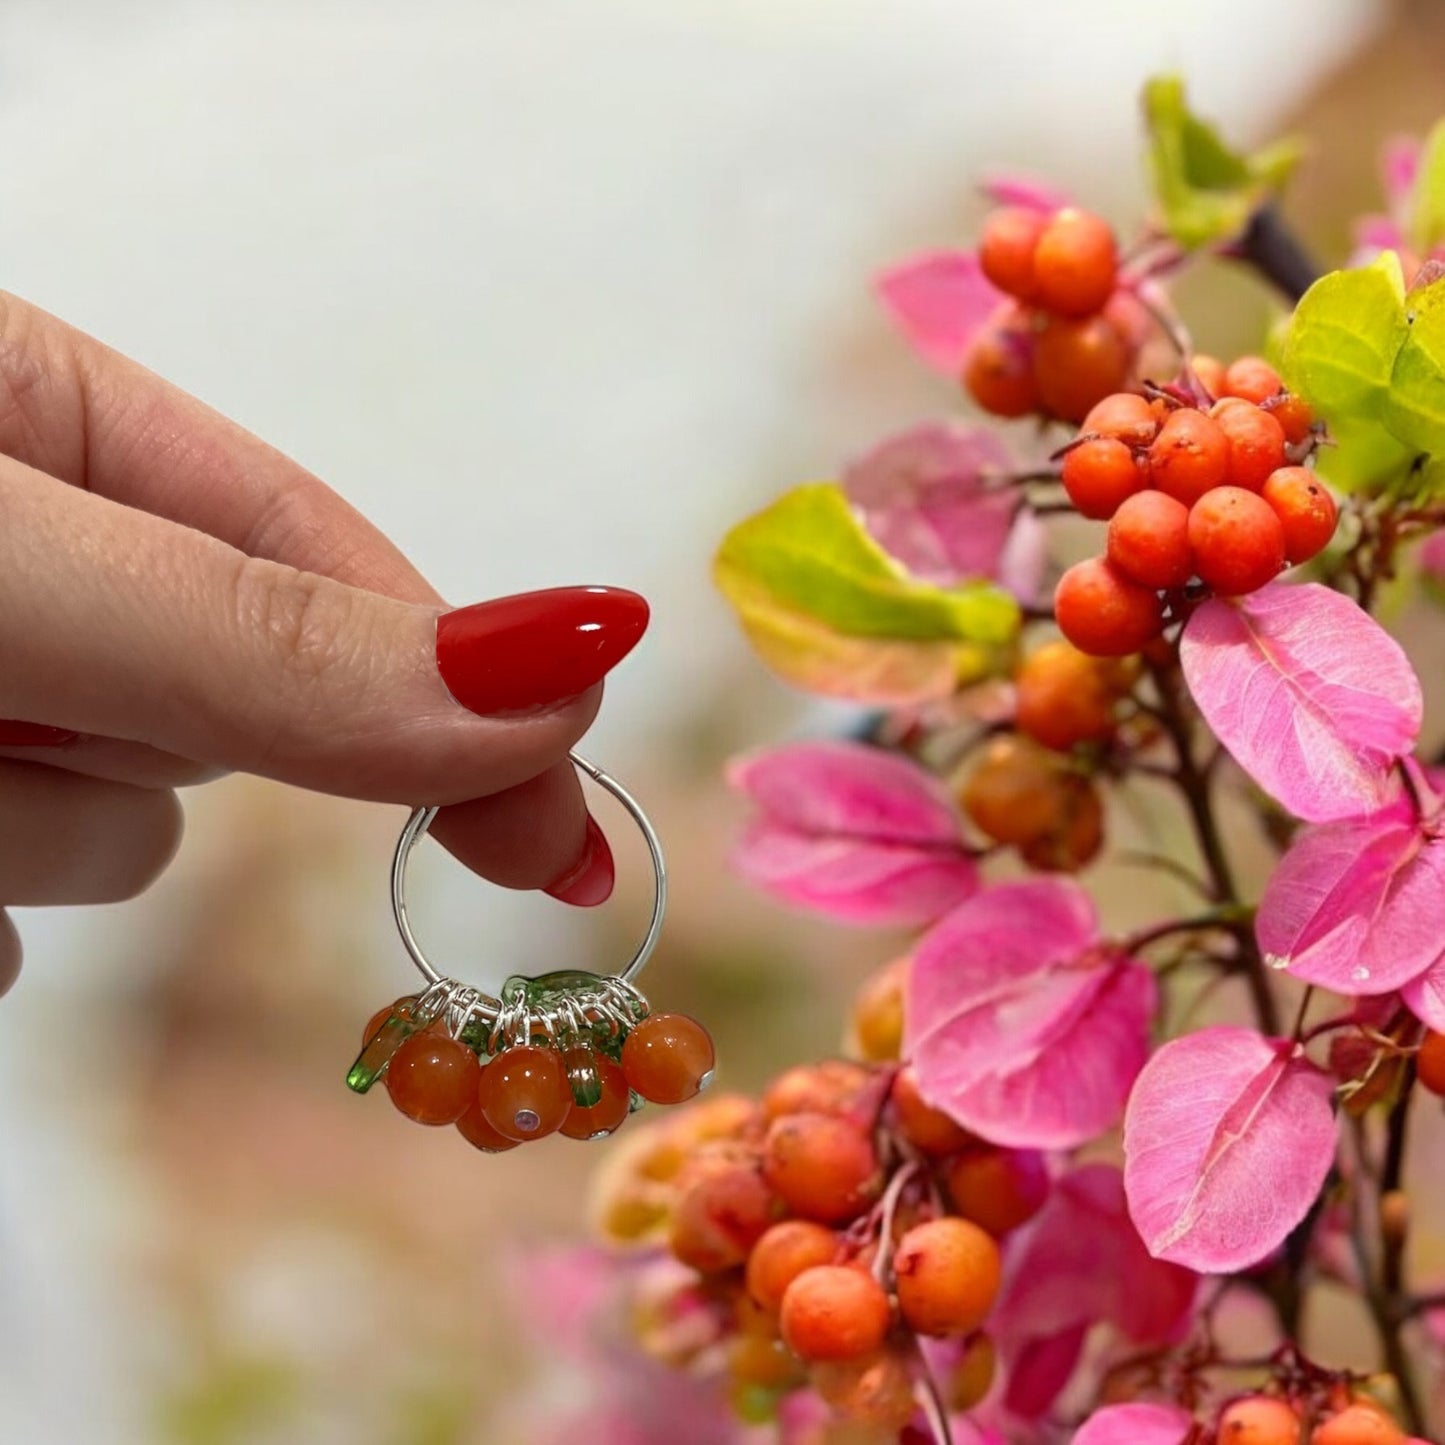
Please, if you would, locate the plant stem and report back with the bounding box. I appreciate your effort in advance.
[1230,204,1323,303]
[1373,1078,1426,1436]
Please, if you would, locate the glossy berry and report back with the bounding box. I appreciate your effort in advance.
[747,1219,841,1313]
[810,1351,917,1430]
[892,1217,1002,1337]
[762,1111,882,1224]
[1148,408,1230,506]
[1223,355,1284,405]
[1054,557,1165,657]
[851,958,909,1063]
[669,1163,777,1273]
[1211,398,1287,491]
[1267,391,1314,445]
[1107,490,1193,590]
[943,1148,1049,1236]
[1033,313,1131,422]
[1217,1394,1303,1444]
[621,1013,716,1104]
[1261,466,1338,564]
[477,1043,571,1140]
[963,311,1040,418]
[978,206,1047,301]
[1188,486,1287,596]
[1081,391,1158,448]
[1014,641,1122,750]
[763,1059,871,1120]
[778,1265,893,1363]
[455,1097,521,1153]
[891,1067,974,1156]
[384,1032,480,1126]
[560,1049,632,1139]
[1310,1402,1406,1444]
[1031,208,1117,316]
[1061,437,1148,520]
[1418,1031,1445,1096]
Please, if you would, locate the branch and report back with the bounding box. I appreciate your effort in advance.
[1228,204,1323,303]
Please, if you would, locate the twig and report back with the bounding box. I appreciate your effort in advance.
[1227,204,1323,303]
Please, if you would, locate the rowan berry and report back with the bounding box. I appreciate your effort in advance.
[1260,466,1338,564]
[1188,486,1286,596]
[1014,640,1122,750]
[1211,398,1287,491]
[892,1217,1002,1337]
[978,206,1047,302]
[1223,355,1284,405]
[1081,391,1159,447]
[762,1112,882,1224]
[1061,437,1148,520]
[1217,1394,1303,1444]
[1054,557,1165,657]
[1418,1031,1445,1096]
[669,1163,778,1273]
[779,1266,893,1363]
[763,1060,872,1120]
[943,1148,1049,1236]
[1310,1401,1406,1444]
[850,958,909,1063]
[1107,490,1193,590]
[1148,408,1230,507]
[1031,208,1118,316]
[962,309,1040,418]
[890,1066,974,1156]
[810,1351,918,1429]
[747,1220,841,1313]
[1033,314,1131,422]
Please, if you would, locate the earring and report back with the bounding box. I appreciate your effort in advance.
[346,751,714,1153]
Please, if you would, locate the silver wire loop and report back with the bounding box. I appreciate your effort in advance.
[390,750,667,1017]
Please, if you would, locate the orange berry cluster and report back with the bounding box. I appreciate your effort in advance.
[1052,358,1335,657]
[349,991,715,1152]
[965,205,1136,423]
[1211,1389,1409,1444]
[597,1029,1048,1434]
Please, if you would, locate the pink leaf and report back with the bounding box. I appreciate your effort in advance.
[1123,1027,1337,1273]
[1180,584,1421,822]
[1002,1326,1088,1419]
[1072,1403,1194,1445]
[907,882,1156,1148]
[727,741,977,926]
[842,422,1018,588]
[874,250,1003,373]
[1256,808,1445,995]
[1403,958,1445,1030]
[981,174,1069,214]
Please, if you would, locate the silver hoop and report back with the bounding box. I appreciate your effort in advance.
[389,750,667,1005]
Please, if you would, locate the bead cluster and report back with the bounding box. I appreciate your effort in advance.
[346,969,715,1153]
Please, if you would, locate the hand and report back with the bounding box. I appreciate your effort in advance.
[0,292,649,993]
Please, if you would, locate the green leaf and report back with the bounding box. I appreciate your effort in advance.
[714,483,1019,704]
[1310,414,1416,494]
[1279,252,1408,422]
[1408,119,1445,255]
[1142,75,1302,249]
[1383,273,1445,457]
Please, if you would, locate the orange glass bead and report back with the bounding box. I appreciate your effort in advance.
[477,1043,571,1140]
[621,1013,716,1105]
[456,1097,521,1153]
[560,1047,632,1139]
[384,1032,480,1125]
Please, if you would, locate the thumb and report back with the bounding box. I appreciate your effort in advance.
[0,460,647,805]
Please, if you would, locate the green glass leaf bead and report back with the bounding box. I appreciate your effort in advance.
[346,996,424,1094]
[563,1046,605,1108]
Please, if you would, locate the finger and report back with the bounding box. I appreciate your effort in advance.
[429,759,613,903]
[0,459,645,807]
[0,761,183,905]
[0,734,224,790]
[0,912,19,997]
[0,292,436,599]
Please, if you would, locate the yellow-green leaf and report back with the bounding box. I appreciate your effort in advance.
[1143,75,1301,249]
[1408,119,1445,255]
[1383,273,1445,458]
[714,483,1019,704]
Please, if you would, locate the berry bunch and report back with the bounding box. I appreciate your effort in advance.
[1051,358,1335,656]
[596,1037,1048,1435]
[965,205,1138,423]
[347,976,715,1153]
[1191,1384,1412,1443]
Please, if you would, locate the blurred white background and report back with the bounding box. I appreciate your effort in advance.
[0,1,1382,1440]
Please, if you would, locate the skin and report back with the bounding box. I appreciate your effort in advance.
[0,291,608,993]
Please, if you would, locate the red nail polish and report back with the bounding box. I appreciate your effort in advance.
[0,721,78,747]
[545,815,615,907]
[436,586,648,715]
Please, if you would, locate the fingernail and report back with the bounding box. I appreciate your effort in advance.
[544,815,615,907]
[0,721,78,747]
[436,586,649,715]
